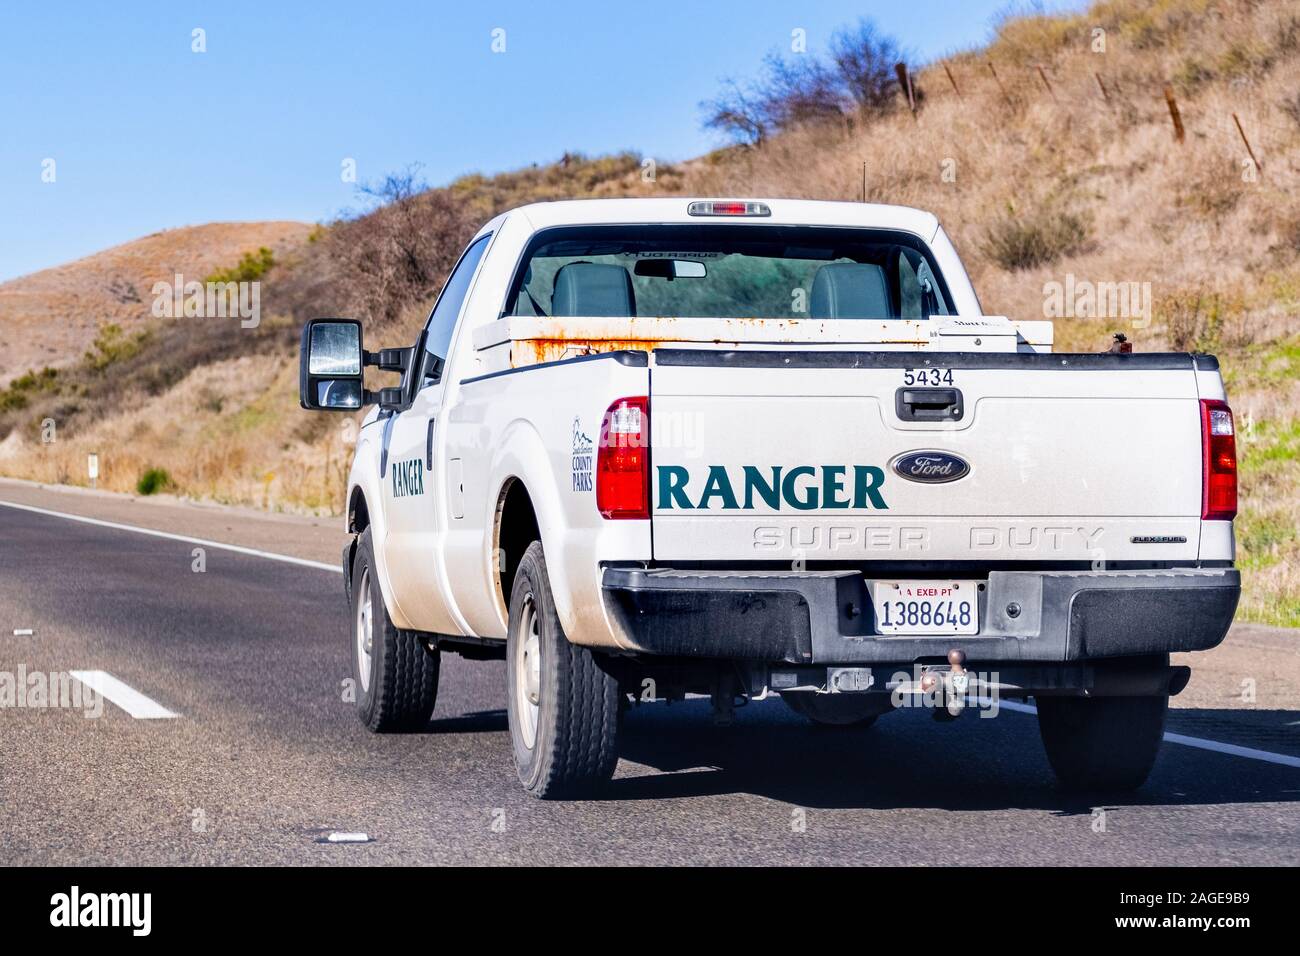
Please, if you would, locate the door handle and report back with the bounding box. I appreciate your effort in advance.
[426,418,436,470]
[895,387,963,422]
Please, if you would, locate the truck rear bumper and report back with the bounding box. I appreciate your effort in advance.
[600,566,1240,665]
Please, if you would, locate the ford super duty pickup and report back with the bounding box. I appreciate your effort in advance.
[299,198,1240,798]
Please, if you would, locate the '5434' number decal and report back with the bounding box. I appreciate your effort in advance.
[903,368,954,386]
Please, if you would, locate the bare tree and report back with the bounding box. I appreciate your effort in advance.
[757,53,845,128]
[829,18,904,112]
[702,18,911,145]
[271,166,478,331]
[356,164,436,292]
[357,163,427,206]
[701,77,771,146]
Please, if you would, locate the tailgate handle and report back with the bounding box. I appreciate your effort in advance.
[896,387,963,422]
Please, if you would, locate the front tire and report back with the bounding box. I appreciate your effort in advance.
[506,541,620,798]
[349,528,439,732]
[1036,694,1168,791]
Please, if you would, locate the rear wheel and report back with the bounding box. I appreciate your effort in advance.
[506,541,620,798]
[349,528,439,732]
[782,692,888,727]
[1036,694,1168,791]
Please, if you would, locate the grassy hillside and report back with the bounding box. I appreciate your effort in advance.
[0,0,1295,624]
[0,221,311,385]
[680,0,1300,624]
[0,154,669,511]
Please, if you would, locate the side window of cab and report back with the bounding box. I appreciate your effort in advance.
[420,233,492,389]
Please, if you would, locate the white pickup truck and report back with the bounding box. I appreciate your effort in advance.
[299,198,1240,798]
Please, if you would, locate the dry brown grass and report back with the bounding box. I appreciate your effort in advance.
[0,158,672,517]
[1219,336,1300,626]
[679,0,1300,353]
[0,221,312,385]
[0,353,361,515]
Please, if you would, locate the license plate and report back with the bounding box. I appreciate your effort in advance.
[869,580,979,635]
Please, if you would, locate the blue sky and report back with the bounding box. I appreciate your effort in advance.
[0,0,1084,281]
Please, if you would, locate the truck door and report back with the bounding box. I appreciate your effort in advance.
[381,234,491,634]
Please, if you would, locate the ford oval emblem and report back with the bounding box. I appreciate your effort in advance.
[891,450,970,484]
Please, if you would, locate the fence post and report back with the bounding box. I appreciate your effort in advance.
[987,59,1010,105]
[1036,64,1058,103]
[1232,113,1262,172]
[943,62,962,98]
[895,62,917,118]
[1163,85,1185,142]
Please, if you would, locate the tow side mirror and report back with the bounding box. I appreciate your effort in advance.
[300,319,365,410]
[299,319,415,411]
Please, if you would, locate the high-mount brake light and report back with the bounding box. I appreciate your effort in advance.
[687,201,772,217]
[596,396,650,519]
[1200,399,1237,521]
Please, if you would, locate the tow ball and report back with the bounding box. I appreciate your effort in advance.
[920,649,970,721]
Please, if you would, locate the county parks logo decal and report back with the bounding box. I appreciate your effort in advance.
[571,417,594,492]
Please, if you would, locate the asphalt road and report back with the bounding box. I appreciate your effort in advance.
[1,489,1298,865]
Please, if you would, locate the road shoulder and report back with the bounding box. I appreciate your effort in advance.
[0,476,345,566]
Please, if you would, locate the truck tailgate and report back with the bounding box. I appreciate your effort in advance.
[649,350,1208,564]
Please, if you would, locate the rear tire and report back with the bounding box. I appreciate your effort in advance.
[506,541,620,798]
[349,528,439,732]
[1036,694,1167,791]
[782,692,886,727]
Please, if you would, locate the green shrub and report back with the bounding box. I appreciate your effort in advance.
[0,390,28,412]
[85,323,149,371]
[9,367,58,391]
[136,467,174,496]
[0,367,59,411]
[206,247,275,284]
[981,203,1091,271]
[1173,56,1215,93]
[1217,42,1271,81]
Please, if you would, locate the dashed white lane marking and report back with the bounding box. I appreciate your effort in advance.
[0,499,341,574]
[998,699,1300,769]
[70,670,179,720]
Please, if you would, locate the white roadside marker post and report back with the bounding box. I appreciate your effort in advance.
[87,452,99,490]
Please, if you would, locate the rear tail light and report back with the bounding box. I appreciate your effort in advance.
[597,396,649,519]
[687,200,771,217]
[1200,399,1237,520]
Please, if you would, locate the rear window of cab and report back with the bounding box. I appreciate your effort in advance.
[503,224,954,321]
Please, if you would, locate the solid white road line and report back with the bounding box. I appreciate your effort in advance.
[70,670,179,719]
[998,699,1300,769]
[1160,732,1300,769]
[0,499,341,573]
